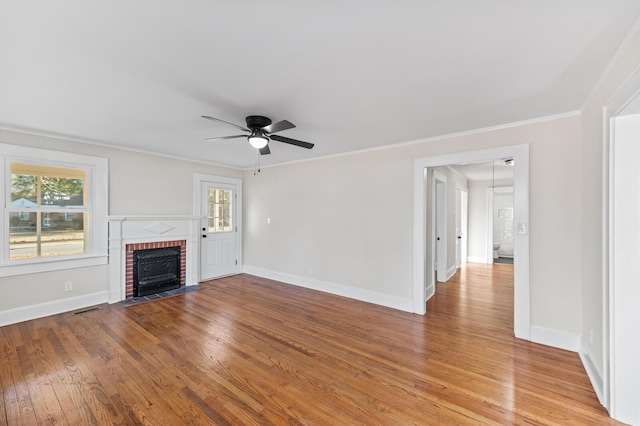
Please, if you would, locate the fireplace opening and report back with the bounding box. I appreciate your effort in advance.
[133,246,181,297]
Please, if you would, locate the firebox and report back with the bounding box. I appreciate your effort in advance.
[132,246,181,297]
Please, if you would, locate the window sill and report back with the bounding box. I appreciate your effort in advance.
[0,255,108,278]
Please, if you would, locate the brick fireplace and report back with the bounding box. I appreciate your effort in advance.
[107,216,199,302]
[126,240,186,298]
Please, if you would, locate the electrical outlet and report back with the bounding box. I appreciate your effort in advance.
[64,282,72,292]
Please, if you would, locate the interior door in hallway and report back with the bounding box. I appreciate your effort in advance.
[200,182,238,280]
[435,177,447,282]
[455,187,468,268]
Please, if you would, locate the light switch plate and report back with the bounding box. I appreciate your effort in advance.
[517,223,527,235]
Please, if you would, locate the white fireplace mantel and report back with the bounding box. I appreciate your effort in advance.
[107,215,201,303]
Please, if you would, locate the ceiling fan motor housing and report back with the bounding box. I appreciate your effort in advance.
[246,115,272,130]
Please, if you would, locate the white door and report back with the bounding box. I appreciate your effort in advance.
[200,182,237,280]
[435,179,447,282]
[461,189,468,266]
[456,188,461,268]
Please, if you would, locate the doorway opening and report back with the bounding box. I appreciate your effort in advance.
[489,186,515,265]
[412,145,530,340]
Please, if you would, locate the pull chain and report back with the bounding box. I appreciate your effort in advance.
[254,150,261,175]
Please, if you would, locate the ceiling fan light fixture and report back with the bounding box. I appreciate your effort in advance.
[248,131,269,149]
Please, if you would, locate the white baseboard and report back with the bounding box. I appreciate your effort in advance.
[467,256,489,264]
[108,289,122,304]
[580,338,604,405]
[530,325,581,352]
[425,284,435,301]
[242,266,413,313]
[0,291,109,327]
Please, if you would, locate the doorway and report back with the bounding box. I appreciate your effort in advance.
[194,174,243,281]
[412,145,530,340]
[488,186,514,265]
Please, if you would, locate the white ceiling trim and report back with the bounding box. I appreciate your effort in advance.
[0,123,243,171]
[581,15,640,112]
[250,110,581,171]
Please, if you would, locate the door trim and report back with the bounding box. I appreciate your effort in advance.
[412,144,530,341]
[193,174,243,281]
[604,67,640,419]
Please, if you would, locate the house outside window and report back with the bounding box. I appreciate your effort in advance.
[1,143,108,277]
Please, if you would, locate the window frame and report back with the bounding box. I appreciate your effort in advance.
[1,143,108,277]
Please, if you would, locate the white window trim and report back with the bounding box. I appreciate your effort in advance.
[0,143,108,277]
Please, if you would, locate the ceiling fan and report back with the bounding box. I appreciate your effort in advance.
[202,115,314,155]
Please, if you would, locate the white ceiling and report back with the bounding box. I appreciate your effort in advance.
[1,1,639,169]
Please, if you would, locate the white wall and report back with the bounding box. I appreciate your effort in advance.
[0,128,241,321]
[244,114,583,337]
[467,178,513,263]
[580,27,640,393]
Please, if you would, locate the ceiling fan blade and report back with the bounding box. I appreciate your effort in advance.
[259,145,271,155]
[262,120,295,134]
[204,135,247,141]
[270,134,314,149]
[202,115,250,132]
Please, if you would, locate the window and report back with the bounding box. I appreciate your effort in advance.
[10,163,87,259]
[1,143,108,276]
[206,188,233,232]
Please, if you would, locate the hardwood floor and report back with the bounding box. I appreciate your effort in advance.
[1,264,618,425]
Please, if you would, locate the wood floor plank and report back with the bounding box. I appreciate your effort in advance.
[0,263,620,425]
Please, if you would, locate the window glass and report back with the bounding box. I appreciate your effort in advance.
[207,188,233,232]
[39,212,85,257]
[9,212,37,259]
[41,177,85,209]
[11,174,37,201]
[8,163,87,260]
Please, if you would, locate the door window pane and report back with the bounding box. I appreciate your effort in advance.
[207,188,233,232]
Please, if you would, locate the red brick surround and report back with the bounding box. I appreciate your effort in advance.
[125,240,186,298]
